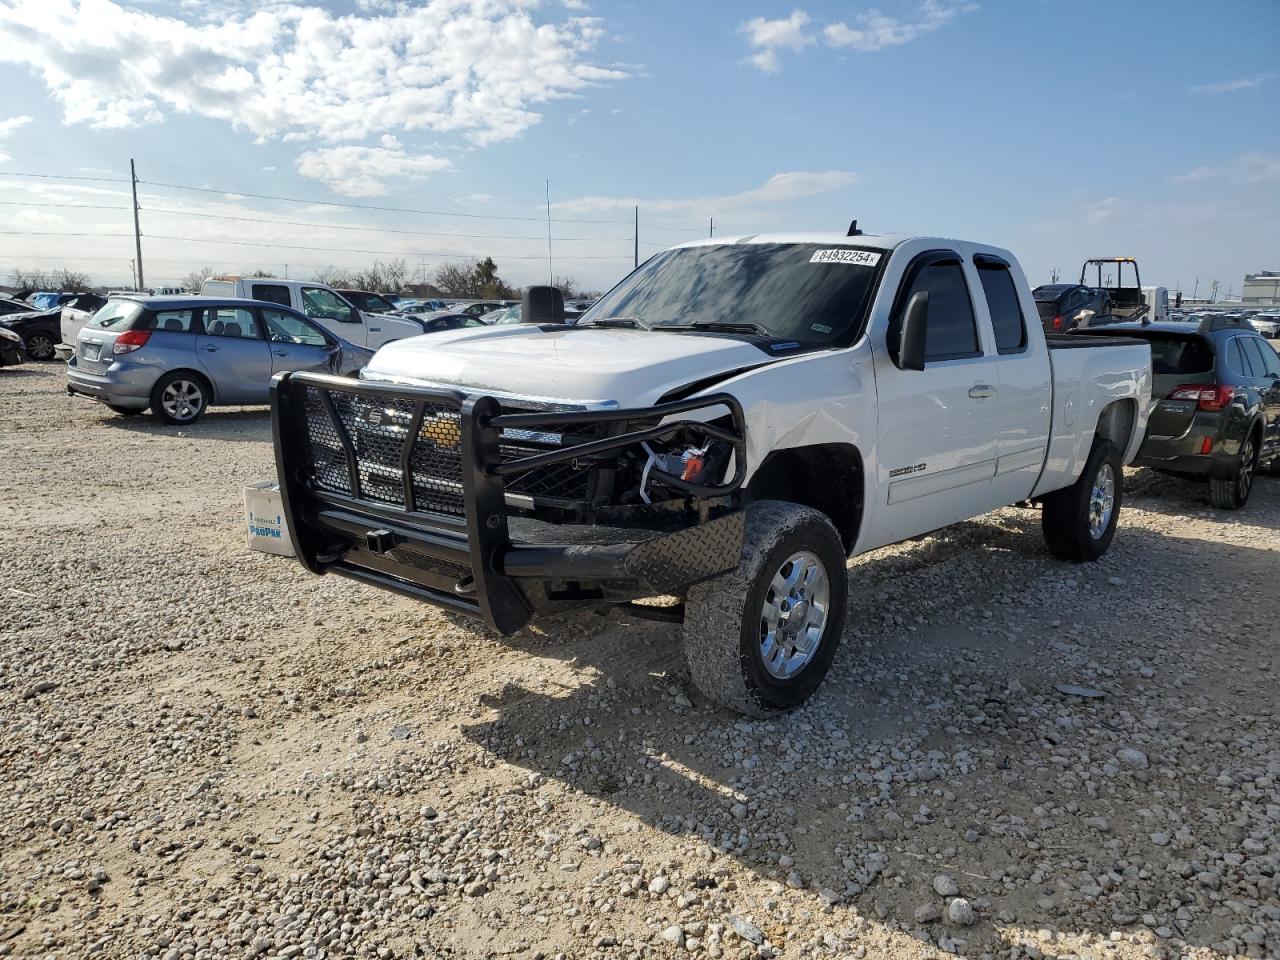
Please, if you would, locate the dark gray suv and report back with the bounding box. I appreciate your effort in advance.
[1077,317,1280,509]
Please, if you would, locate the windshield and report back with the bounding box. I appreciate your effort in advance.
[93,300,144,330]
[345,292,395,313]
[578,243,885,347]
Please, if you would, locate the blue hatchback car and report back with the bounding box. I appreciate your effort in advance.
[67,296,375,424]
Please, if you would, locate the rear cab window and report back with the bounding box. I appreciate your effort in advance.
[252,283,293,307]
[201,280,236,298]
[975,256,1027,354]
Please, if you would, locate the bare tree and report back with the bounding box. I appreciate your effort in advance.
[10,267,91,291]
[432,258,514,299]
[181,266,215,293]
[311,266,350,287]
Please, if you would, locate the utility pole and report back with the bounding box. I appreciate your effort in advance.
[545,179,554,286]
[709,217,715,238]
[130,159,145,291]
[634,206,639,269]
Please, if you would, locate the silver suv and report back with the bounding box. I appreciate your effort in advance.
[66,296,374,424]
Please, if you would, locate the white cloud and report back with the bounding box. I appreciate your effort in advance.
[1189,76,1267,94]
[739,10,815,73]
[824,0,976,52]
[0,0,626,191]
[0,114,33,159]
[295,136,452,197]
[554,170,857,215]
[1170,151,1280,186]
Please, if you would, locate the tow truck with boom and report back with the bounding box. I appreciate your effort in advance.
[271,229,1152,715]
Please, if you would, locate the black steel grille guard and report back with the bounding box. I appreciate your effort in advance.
[270,371,748,633]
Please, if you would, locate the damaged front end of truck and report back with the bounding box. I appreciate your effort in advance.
[270,371,747,633]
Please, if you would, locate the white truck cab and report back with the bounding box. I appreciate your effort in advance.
[271,232,1153,716]
[200,277,423,348]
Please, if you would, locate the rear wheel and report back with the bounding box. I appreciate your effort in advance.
[1042,438,1122,562]
[683,501,847,716]
[25,332,56,361]
[1209,433,1259,510]
[150,372,209,425]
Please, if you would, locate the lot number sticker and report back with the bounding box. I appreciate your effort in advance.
[810,249,881,267]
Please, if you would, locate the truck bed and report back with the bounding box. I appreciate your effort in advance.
[1046,334,1147,349]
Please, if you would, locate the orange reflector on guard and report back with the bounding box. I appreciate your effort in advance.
[1201,437,1213,455]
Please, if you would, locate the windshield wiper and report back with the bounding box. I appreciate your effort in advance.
[666,321,772,336]
[580,315,651,330]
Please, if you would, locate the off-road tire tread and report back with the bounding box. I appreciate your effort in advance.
[683,500,846,717]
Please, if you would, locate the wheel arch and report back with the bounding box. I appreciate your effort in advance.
[744,442,865,553]
[1094,397,1138,454]
[154,367,217,405]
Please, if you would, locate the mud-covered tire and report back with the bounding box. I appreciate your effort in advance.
[1209,433,1259,510]
[1042,438,1122,562]
[683,500,847,716]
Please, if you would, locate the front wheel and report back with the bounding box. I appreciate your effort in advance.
[683,501,847,716]
[1209,434,1259,509]
[1042,438,1122,562]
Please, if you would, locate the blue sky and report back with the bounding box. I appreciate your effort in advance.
[0,0,1276,294]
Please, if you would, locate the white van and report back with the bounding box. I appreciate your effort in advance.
[199,277,423,348]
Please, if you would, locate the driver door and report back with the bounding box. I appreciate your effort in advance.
[301,286,368,347]
[865,250,1001,549]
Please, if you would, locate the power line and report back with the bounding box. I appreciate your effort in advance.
[0,230,634,260]
[0,171,131,185]
[0,200,131,213]
[139,178,636,225]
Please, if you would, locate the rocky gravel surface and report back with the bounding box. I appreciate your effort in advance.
[1,364,1277,960]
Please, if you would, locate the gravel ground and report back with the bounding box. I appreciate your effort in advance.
[1,364,1277,960]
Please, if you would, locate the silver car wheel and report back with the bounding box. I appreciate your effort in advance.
[162,379,204,422]
[1238,438,1256,500]
[759,550,830,680]
[1088,462,1116,539]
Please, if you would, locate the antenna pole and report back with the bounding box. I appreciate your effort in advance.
[634,206,639,269]
[709,217,714,238]
[130,159,145,291]
[545,179,554,285]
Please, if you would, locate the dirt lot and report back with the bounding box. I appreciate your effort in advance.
[1,364,1277,960]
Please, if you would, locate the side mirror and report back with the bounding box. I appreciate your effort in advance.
[897,291,928,371]
[521,286,565,325]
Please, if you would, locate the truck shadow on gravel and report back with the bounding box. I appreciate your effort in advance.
[460,501,1278,956]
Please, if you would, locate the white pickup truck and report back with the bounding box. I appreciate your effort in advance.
[271,232,1152,715]
[201,277,423,348]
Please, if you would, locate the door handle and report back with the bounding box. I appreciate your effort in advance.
[968,384,996,399]
[201,344,219,352]
[368,326,381,332]
[273,349,289,356]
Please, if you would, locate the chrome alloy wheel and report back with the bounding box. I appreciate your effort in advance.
[1088,462,1116,539]
[759,550,830,680]
[162,379,204,422]
[1238,437,1256,501]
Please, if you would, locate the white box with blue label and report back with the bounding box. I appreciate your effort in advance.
[244,481,294,557]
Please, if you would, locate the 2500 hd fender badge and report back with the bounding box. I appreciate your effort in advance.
[888,462,927,478]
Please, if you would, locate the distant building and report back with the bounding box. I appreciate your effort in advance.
[1243,271,1280,306]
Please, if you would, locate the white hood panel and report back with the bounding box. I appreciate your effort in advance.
[363,325,777,406]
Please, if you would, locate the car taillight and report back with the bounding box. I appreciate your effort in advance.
[112,330,151,354]
[1168,384,1235,411]
[1052,315,1064,331]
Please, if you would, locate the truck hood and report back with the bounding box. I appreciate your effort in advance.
[363,325,778,406]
